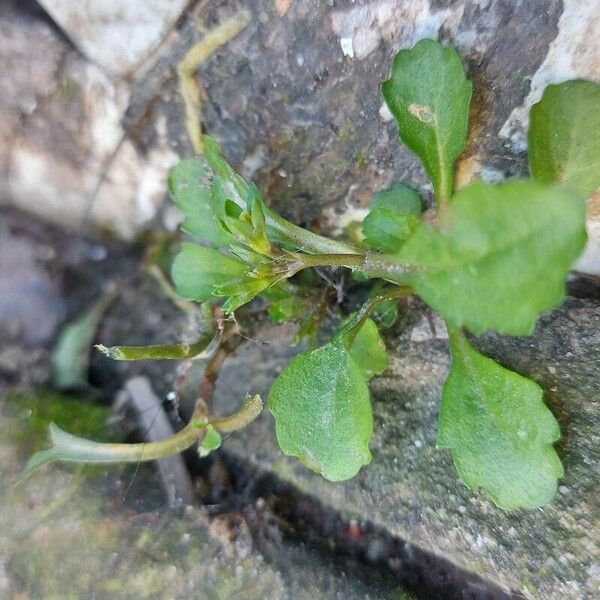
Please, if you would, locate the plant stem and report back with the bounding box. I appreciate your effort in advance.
[334,286,412,345]
[205,394,264,433]
[293,252,366,270]
[360,253,412,284]
[282,250,413,287]
[22,394,264,478]
[24,420,207,472]
[196,319,240,409]
[437,163,453,211]
[263,205,362,255]
[95,332,219,361]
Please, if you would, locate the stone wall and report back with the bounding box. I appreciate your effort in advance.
[1,2,599,598]
[1,0,599,271]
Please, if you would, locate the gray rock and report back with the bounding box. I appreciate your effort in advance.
[0,220,65,347]
[2,1,599,268]
[2,1,599,596]
[38,0,189,77]
[211,297,600,599]
[0,1,177,240]
[0,392,400,599]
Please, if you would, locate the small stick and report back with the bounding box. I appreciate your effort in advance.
[125,376,195,506]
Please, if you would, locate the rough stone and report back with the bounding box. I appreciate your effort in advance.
[2,2,598,596]
[496,0,600,273]
[38,0,189,77]
[211,296,600,599]
[0,392,400,599]
[499,0,600,150]
[0,218,65,347]
[2,0,599,265]
[15,200,595,597]
[0,1,178,240]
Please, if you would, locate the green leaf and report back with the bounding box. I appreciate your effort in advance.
[290,297,326,347]
[198,424,222,457]
[261,280,308,324]
[363,184,423,252]
[382,39,472,203]
[259,280,294,301]
[368,282,399,328]
[372,298,398,328]
[221,196,272,255]
[346,318,388,380]
[268,296,306,324]
[529,79,600,198]
[51,287,118,389]
[269,341,373,481]
[203,135,253,209]
[168,138,268,250]
[52,314,99,390]
[218,276,273,314]
[370,183,422,215]
[395,180,587,335]
[438,330,563,509]
[171,243,247,302]
[261,281,306,323]
[168,158,229,246]
[198,135,361,255]
[363,208,420,252]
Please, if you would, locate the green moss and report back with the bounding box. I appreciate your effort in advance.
[354,148,368,169]
[337,120,355,144]
[4,389,113,452]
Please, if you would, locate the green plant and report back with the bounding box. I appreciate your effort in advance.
[28,39,599,510]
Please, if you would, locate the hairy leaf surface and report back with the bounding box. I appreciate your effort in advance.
[438,330,563,509]
[529,80,600,198]
[269,342,372,481]
[382,39,472,201]
[171,243,246,302]
[395,181,586,335]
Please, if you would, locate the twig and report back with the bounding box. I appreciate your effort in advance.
[124,376,195,506]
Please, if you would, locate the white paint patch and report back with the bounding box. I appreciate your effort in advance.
[331,0,463,61]
[379,102,393,122]
[499,0,600,150]
[322,204,370,236]
[340,35,355,58]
